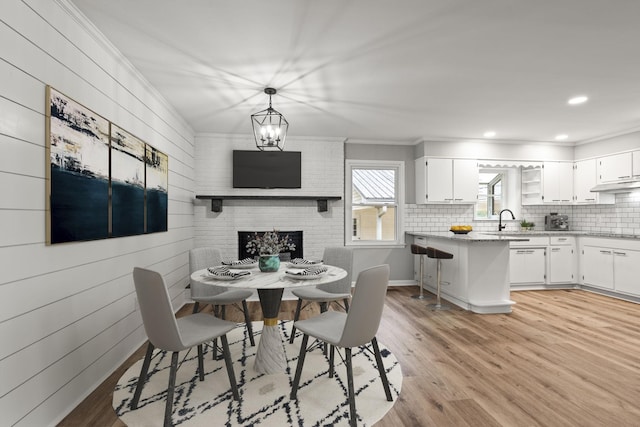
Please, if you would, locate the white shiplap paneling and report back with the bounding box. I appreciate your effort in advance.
[0,1,195,425]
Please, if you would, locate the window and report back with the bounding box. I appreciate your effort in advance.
[345,160,404,246]
[474,166,521,220]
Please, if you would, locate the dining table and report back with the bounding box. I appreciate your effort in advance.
[190,262,347,374]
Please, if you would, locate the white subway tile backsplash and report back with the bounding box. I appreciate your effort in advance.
[404,192,640,234]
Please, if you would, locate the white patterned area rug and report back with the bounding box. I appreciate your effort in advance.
[113,320,402,426]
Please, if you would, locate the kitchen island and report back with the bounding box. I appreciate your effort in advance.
[408,232,528,314]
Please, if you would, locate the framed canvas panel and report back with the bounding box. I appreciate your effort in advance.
[110,125,146,237]
[46,86,110,244]
[145,145,168,233]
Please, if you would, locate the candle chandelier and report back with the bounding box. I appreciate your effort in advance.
[251,87,289,151]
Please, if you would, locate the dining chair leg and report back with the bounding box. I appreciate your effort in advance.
[343,298,350,312]
[131,342,155,409]
[191,301,200,314]
[220,335,240,400]
[345,348,357,427]
[290,334,309,399]
[242,299,255,346]
[371,337,393,401]
[197,344,205,381]
[329,345,335,378]
[212,337,218,361]
[289,299,303,344]
[164,351,179,427]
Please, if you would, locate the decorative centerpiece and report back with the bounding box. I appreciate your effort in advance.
[246,229,296,272]
[520,219,535,231]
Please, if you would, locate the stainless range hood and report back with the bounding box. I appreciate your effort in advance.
[591,180,640,193]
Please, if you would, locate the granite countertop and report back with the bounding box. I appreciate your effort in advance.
[407,231,530,242]
[408,231,640,240]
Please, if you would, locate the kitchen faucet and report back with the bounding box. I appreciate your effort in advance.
[498,208,515,231]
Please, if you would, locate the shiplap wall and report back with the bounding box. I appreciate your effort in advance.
[0,1,195,425]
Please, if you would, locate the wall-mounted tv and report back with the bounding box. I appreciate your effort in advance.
[233,150,302,189]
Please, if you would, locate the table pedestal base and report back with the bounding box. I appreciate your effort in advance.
[254,289,286,374]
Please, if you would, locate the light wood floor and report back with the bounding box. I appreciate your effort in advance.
[58,288,640,426]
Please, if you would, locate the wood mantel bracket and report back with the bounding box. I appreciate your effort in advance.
[195,195,342,213]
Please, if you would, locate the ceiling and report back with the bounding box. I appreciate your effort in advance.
[70,0,640,145]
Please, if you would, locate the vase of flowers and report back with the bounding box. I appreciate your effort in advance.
[245,230,296,272]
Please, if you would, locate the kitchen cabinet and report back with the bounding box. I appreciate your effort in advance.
[542,161,573,204]
[415,157,478,204]
[582,245,640,295]
[582,246,614,290]
[510,248,546,284]
[597,152,633,183]
[573,159,614,204]
[633,151,640,178]
[548,236,575,284]
[612,249,640,296]
[521,167,542,205]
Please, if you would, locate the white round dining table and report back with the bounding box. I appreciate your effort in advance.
[190,263,347,375]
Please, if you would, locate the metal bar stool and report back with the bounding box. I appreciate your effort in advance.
[410,244,429,300]
[426,247,453,310]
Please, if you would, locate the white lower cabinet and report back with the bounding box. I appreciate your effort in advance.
[612,249,640,295]
[548,245,575,283]
[510,248,546,284]
[581,246,614,289]
[581,245,640,296]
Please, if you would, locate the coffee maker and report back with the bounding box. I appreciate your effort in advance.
[545,213,569,231]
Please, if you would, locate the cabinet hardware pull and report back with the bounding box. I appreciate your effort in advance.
[613,251,627,256]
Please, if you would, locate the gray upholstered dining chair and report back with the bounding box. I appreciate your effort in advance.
[289,246,353,344]
[189,247,255,359]
[290,264,393,427]
[131,267,239,427]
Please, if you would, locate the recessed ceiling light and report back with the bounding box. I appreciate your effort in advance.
[568,96,588,105]
[555,134,568,140]
[483,131,496,138]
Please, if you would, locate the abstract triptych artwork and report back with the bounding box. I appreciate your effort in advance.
[46,86,168,244]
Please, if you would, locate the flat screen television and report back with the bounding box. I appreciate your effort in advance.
[232,150,302,189]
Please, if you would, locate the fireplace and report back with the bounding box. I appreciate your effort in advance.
[238,231,303,261]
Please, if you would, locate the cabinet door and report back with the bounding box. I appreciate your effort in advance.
[549,246,575,283]
[598,153,632,183]
[543,162,573,204]
[453,159,478,203]
[426,158,453,202]
[574,159,614,205]
[582,246,614,289]
[510,248,546,284]
[613,249,640,296]
[633,151,640,178]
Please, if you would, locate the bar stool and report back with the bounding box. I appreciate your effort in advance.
[410,244,429,300]
[426,247,453,311]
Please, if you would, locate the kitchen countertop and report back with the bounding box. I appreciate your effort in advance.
[408,231,640,240]
[407,231,529,242]
[483,231,640,240]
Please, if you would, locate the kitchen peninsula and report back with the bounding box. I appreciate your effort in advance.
[408,232,528,314]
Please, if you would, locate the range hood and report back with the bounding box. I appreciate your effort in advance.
[591,180,640,193]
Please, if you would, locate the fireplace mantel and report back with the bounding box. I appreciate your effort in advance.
[195,195,342,213]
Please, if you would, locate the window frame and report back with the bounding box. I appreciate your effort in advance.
[345,159,405,248]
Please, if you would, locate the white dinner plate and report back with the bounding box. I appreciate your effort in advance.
[285,271,326,280]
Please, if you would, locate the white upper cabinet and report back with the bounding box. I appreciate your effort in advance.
[542,161,573,204]
[574,159,614,204]
[415,157,478,204]
[597,152,633,183]
[633,150,640,178]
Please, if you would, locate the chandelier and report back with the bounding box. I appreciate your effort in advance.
[251,87,289,151]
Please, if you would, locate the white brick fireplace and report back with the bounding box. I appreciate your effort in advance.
[193,134,345,260]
